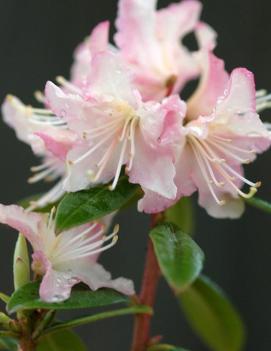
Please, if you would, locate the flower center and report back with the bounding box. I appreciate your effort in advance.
[188,133,261,205]
[71,100,139,190]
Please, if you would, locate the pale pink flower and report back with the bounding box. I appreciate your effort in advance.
[40,52,185,213]
[0,204,134,302]
[174,53,271,218]
[1,95,75,209]
[114,0,217,101]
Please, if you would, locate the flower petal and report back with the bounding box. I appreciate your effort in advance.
[2,95,46,154]
[71,21,110,85]
[0,204,44,249]
[129,129,177,202]
[195,22,217,51]
[187,52,229,119]
[85,52,137,106]
[71,262,135,296]
[156,0,202,41]
[35,129,77,161]
[39,262,79,302]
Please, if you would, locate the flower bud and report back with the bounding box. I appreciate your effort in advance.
[13,234,30,290]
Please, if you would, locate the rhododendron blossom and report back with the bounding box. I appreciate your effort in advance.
[1,95,75,209]
[173,53,271,218]
[41,52,186,213]
[115,0,217,101]
[0,205,134,302]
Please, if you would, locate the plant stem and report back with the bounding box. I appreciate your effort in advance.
[18,337,36,351]
[130,214,162,351]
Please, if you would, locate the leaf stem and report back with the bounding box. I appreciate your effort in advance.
[42,306,152,337]
[130,214,162,351]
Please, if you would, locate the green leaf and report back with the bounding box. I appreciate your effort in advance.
[0,336,17,351]
[148,344,189,351]
[245,197,271,214]
[43,305,152,336]
[179,275,245,351]
[150,223,204,293]
[37,329,86,351]
[55,177,139,232]
[0,293,9,304]
[7,282,129,314]
[165,197,194,235]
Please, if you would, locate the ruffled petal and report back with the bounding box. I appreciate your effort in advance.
[35,129,77,161]
[129,129,177,202]
[2,95,46,154]
[85,52,137,107]
[71,262,135,296]
[187,52,229,119]
[195,22,217,51]
[216,68,256,118]
[156,0,202,41]
[198,191,245,219]
[115,0,159,67]
[71,21,110,85]
[0,204,44,249]
[39,262,79,302]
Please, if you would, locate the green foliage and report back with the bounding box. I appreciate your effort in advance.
[55,177,139,232]
[150,223,204,293]
[179,275,245,351]
[165,197,194,234]
[245,196,271,214]
[0,336,17,351]
[7,282,129,314]
[37,329,87,351]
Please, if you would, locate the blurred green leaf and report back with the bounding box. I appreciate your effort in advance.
[150,223,204,293]
[37,329,86,351]
[7,282,129,314]
[0,293,9,304]
[245,197,271,214]
[13,234,30,291]
[0,336,17,351]
[43,305,152,336]
[179,275,245,351]
[55,177,139,232]
[165,197,194,235]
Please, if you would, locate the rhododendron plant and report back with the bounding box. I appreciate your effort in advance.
[0,0,271,350]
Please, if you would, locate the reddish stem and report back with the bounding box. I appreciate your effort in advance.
[130,214,162,351]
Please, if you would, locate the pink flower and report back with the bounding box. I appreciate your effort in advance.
[0,204,134,302]
[115,0,216,101]
[1,95,76,209]
[41,52,185,213]
[174,53,271,218]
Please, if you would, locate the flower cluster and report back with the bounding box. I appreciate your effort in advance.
[0,0,271,302]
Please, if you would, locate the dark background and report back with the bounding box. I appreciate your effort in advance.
[0,0,271,350]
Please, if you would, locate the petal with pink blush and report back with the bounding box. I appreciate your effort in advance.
[85,52,137,106]
[39,263,79,302]
[216,68,257,119]
[35,129,77,161]
[0,204,44,249]
[195,22,217,51]
[156,0,202,40]
[129,130,177,202]
[187,53,229,119]
[71,21,110,85]
[70,261,135,296]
